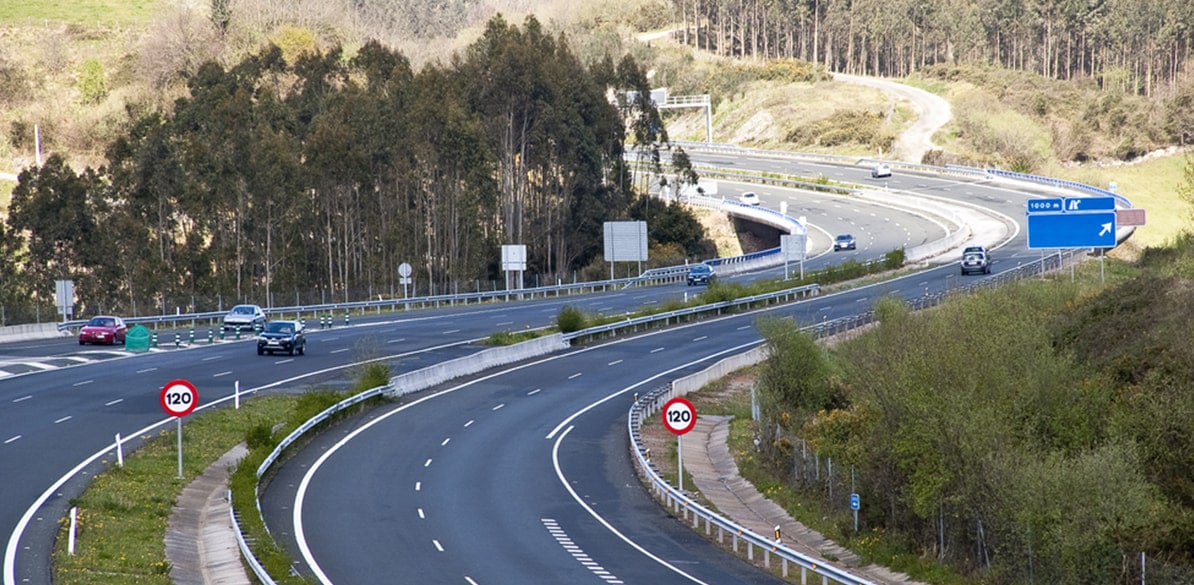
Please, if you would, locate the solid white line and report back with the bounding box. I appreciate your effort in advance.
[432,540,443,552]
[607,360,622,366]
[3,436,18,445]
[104,399,123,407]
[72,380,93,387]
[213,371,233,377]
[553,426,710,584]
[567,373,582,379]
[54,416,71,424]
[441,438,450,446]
[12,396,31,403]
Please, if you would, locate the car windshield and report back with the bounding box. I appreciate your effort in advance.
[264,322,293,334]
[690,265,711,273]
[88,317,115,327]
[836,235,852,241]
[231,306,255,314]
[964,247,984,254]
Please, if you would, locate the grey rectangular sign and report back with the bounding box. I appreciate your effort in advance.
[603,221,648,262]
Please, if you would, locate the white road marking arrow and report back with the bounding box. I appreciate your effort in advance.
[1099,222,1112,236]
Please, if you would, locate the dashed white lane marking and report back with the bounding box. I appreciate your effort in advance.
[441,438,450,446]
[136,367,157,374]
[418,508,425,519]
[331,348,350,354]
[567,373,582,380]
[13,395,31,403]
[415,482,421,491]
[4,436,20,444]
[202,355,221,361]
[527,388,541,396]
[73,380,93,387]
[492,403,505,411]
[105,399,123,407]
[465,578,480,585]
[274,359,294,365]
[649,347,664,353]
[737,325,751,330]
[432,539,444,552]
[54,416,71,424]
[495,321,514,326]
[424,458,433,467]
[214,371,233,377]
[693,336,707,342]
[541,519,624,583]
[442,329,460,334]
[386,338,407,344]
[464,419,474,427]
[607,360,622,366]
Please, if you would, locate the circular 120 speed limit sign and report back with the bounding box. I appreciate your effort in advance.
[160,379,199,417]
[662,397,697,435]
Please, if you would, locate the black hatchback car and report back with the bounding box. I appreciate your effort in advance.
[257,320,306,356]
[686,264,715,286]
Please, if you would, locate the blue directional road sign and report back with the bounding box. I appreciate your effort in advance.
[850,493,860,511]
[1027,198,1064,214]
[1027,211,1117,249]
[1062,197,1116,212]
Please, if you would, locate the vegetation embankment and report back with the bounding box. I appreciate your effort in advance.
[53,362,391,585]
[731,241,1194,584]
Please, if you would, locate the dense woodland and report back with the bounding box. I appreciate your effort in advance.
[0,16,718,322]
[755,243,1194,583]
[672,0,1194,95]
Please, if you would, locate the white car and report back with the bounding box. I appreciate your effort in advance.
[871,164,892,178]
[738,191,760,205]
[223,304,267,331]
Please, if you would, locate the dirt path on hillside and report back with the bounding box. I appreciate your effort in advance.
[834,73,952,164]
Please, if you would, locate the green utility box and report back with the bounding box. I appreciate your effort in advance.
[125,324,151,353]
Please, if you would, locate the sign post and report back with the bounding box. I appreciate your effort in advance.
[662,397,697,491]
[160,379,199,478]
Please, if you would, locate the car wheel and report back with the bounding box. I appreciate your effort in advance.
[297,344,305,356]
[288,347,295,356]
[78,339,85,345]
[257,347,264,355]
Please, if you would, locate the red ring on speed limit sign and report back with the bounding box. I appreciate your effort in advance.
[160,379,199,417]
[662,397,697,435]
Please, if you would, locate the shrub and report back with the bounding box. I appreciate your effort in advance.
[883,248,905,270]
[77,58,107,104]
[557,305,586,333]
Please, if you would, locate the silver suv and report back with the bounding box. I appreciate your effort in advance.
[960,246,990,275]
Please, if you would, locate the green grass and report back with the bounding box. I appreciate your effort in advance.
[52,395,296,585]
[0,0,162,26]
[1045,156,1191,249]
[483,329,548,345]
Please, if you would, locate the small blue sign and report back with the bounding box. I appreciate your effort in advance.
[1027,198,1064,214]
[850,493,860,511]
[1062,197,1116,212]
[1027,212,1117,249]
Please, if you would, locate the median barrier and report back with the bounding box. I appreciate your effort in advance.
[0,322,67,343]
[385,334,570,397]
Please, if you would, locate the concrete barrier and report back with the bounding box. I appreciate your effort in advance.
[0,323,69,343]
[385,334,571,397]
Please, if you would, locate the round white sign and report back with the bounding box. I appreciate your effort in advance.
[160,379,198,417]
[662,397,697,435]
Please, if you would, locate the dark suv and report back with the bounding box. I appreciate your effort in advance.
[960,246,991,275]
[686,264,715,286]
[257,320,306,356]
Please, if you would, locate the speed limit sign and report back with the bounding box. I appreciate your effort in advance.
[662,397,697,435]
[160,379,198,417]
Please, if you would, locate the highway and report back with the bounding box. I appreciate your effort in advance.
[2,152,1057,585]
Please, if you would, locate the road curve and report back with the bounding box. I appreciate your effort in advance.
[833,73,952,164]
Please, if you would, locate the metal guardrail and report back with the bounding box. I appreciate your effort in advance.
[623,248,1088,585]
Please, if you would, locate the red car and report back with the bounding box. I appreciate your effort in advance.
[78,316,128,345]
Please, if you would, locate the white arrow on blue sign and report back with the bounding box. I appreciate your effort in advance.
[1027,211,1117,249]
[850,493,860,510]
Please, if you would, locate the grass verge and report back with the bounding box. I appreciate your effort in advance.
[52,395,296,585]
